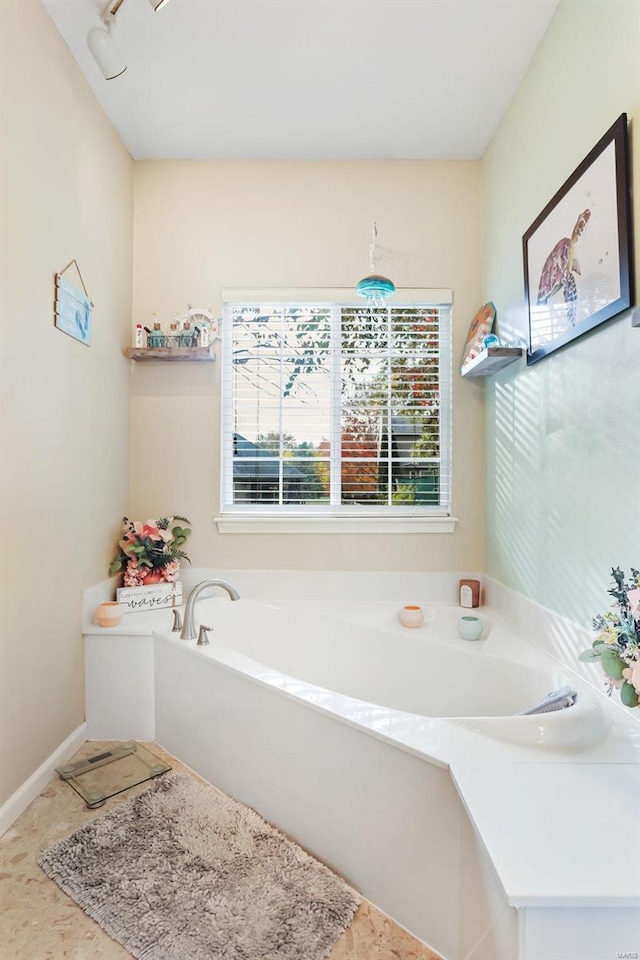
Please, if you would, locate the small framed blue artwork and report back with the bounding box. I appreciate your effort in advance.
[55,261,93,346]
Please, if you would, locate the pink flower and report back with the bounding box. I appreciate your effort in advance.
[123,559,152,586]
[124,561,144,586]
[627,589,640,618]
[141,522,163,541]
[161,560,179,582]
[622,658,640,696]
[110,515,191,583]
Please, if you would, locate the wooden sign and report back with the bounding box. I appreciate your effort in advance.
[117,581,183,613]
[54,260,93,346]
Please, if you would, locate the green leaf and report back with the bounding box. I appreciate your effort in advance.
[170,548,191,563]
[175,526,191,539]
[578,649,601,662]
[600,648,626,680]
[620,681,639,708]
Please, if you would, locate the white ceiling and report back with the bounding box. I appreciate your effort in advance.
[41,0,559,161]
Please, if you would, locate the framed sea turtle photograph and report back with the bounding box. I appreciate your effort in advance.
[523,113,633,365]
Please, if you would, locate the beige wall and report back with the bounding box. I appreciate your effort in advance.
[131,161,484,571]
[482,0,640,625]
[0,1,133,803]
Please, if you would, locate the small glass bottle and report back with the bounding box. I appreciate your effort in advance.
[181,321,194,347]
[149,321,164,348]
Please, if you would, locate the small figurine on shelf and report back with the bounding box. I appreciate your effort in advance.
[460,302,496,369]
[180,304,219,346]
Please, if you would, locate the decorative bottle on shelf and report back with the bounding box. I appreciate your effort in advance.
[180,321,194,347]
[149,315,164,348]
[134,323,144,347]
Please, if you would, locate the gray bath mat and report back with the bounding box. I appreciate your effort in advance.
[39,773,360,960]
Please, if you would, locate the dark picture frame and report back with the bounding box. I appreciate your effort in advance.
[523,113,633,365]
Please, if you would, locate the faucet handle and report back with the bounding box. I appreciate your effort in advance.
[171,609,183,632]
[196,624,213,646]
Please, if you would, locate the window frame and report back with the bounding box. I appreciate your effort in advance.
[217,289,457,534]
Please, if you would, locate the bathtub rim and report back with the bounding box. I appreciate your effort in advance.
[151,604,615,765]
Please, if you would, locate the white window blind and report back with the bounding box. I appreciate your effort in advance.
[220,298,452,519]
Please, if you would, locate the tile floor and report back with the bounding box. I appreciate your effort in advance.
[0,741,440,960]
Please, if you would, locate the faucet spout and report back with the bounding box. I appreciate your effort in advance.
[180,579,240,641]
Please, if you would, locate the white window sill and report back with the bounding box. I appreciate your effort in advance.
[215,516,458,534]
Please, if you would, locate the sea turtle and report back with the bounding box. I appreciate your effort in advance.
[536,209,591,326]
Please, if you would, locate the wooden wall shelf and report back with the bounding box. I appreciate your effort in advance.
[124,347,216,362]
[460,347,523,378]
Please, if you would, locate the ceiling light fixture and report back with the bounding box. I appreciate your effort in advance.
[87,0,172,81]
[356,222,395,306]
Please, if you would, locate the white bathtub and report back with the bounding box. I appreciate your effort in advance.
[156,598,608,756]
[83,582,640,960]
[139,597,612,960]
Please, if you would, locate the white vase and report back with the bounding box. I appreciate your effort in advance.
[399,605,424,628]
[457,615,483,641]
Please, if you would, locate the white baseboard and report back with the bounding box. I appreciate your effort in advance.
[0,723,87,837]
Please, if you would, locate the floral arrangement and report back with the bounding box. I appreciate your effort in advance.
[579,567,640,708]
[109,516,192,587]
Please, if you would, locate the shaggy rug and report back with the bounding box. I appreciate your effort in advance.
[39,773,360,960]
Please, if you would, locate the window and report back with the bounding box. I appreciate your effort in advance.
[220,292,453,532]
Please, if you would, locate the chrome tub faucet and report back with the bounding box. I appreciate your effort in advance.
[180,579,240,641]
